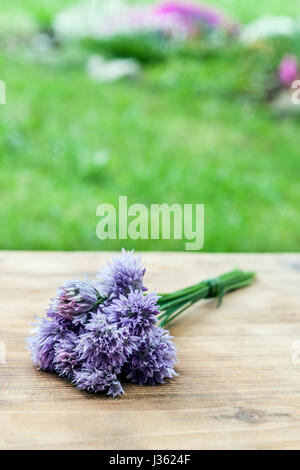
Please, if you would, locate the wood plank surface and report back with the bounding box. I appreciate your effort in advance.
[1,251,300,450]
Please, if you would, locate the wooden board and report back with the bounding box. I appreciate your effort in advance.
[1,251,300,450]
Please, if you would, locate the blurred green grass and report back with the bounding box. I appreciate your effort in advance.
[0,1,300,251]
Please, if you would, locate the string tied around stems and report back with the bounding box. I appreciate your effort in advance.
[204,277,225,307]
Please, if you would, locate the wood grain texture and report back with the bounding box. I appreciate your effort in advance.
[1,251,300,450]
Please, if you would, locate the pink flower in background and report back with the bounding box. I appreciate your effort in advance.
[278,55,298,86]
[155,1,239,35]
[156,1,222,26]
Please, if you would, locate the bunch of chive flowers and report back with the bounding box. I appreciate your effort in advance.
[28,250,255,398]
[27,250,177,398]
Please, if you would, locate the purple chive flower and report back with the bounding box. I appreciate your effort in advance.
[54,331,80,379]
[27,317,65,372]
[279,55,298,86]
[50,279,101,320]
[76,311,138,370]
[73,366,124,398]
[104,290,160,336]
[27,250,178,397]
[97,249,147,298]
[126,327,177,386]
[70,311,92,327]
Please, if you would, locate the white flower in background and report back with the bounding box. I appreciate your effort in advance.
[54,0,183,40]
[240,16,300,44]
[53,0,177,41]
[54,0,130,40]
[87,54,140,82]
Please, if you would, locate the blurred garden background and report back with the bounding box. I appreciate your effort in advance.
[1,0,300,251]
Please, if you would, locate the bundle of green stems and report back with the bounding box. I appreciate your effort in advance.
[158,269,256,327]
